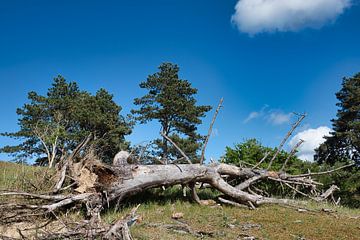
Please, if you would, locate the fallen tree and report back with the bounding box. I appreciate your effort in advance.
[0,152,352,239]
[0,112,354,239]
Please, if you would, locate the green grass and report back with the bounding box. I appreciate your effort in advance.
[1,161,360,239]
[104,201,360,240]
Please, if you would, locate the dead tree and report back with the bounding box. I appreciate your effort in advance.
[0,110,354,239]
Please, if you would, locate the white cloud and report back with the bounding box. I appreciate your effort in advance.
[243,106,291,125]
[244,111,261,123]
[268,112,292,125]
[232,0,351,35]
[289,126,331,161]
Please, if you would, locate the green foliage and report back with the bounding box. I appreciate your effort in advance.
[0,76,132,166]
[314,163,360,208]
[223,139,313,174]
[314,73,360,207]
[315,73,360,165]
[222,139,315,197]
[132,63,211,162]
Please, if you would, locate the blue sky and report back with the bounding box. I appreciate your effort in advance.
[0,0,359,162]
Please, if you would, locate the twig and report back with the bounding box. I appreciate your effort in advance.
[268,177,318,187]
[280,139,304,172]
[0,191,67,201]
[67,133,93,164]
[218,197,250,209]
[252,152,270,169]
[283,182,318,201]
[268,113,306,169]
[247,201,256,210]
[200,98,223,164]
[289,163,354,178]
[160,132,192,164]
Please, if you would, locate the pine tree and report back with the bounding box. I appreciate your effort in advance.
[0,76,132,166]
[315,73,360,165]
[131,63,211,162]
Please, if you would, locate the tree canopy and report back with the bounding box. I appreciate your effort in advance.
[315,73,360,165]
[131,63,211,162]
[0,76,132,166]
[222,139,313,174]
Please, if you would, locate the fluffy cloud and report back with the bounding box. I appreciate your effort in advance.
[289,126,331,161]
[232,0,351,35]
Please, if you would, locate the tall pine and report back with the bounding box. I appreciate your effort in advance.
[132,63,211,162]
[315,73,360,165]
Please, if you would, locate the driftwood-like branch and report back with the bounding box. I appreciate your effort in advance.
[289,163,354,178]
[104,204,140,240]
[218,197,250,209]
[268,113,306,169]
[200,98,223,164]
[252,152,270,169]
[280,139,304,172]
[160,131,192,164]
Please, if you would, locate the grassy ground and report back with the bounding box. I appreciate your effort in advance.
[1,161,360,240]
[0,161,55,193]
[104,196,360,240]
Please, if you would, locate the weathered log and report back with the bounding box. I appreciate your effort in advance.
[0,158,351,239]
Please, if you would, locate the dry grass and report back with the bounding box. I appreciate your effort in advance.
[0,161,55,203]
[0,161,55,191]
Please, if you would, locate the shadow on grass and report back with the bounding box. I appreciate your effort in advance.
[105,185,220,213]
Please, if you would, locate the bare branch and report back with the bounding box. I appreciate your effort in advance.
[283,182,318,201]
[289,163,354,178]
[280,139,304,172]
[200,98,223,164]
[218,197,250,209]
[252,152,270,169]
[160,131,192,164]
[268,113,306,169]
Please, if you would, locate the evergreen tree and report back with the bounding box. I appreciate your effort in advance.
[0,76,132,166]
[131,63,211,162]
[315,73,360,165]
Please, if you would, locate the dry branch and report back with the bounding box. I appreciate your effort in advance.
[200,98,223,164]
[268,113,306,169]
[280,139,304,172]
[289,163,354,178]
[160,131,192,164]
